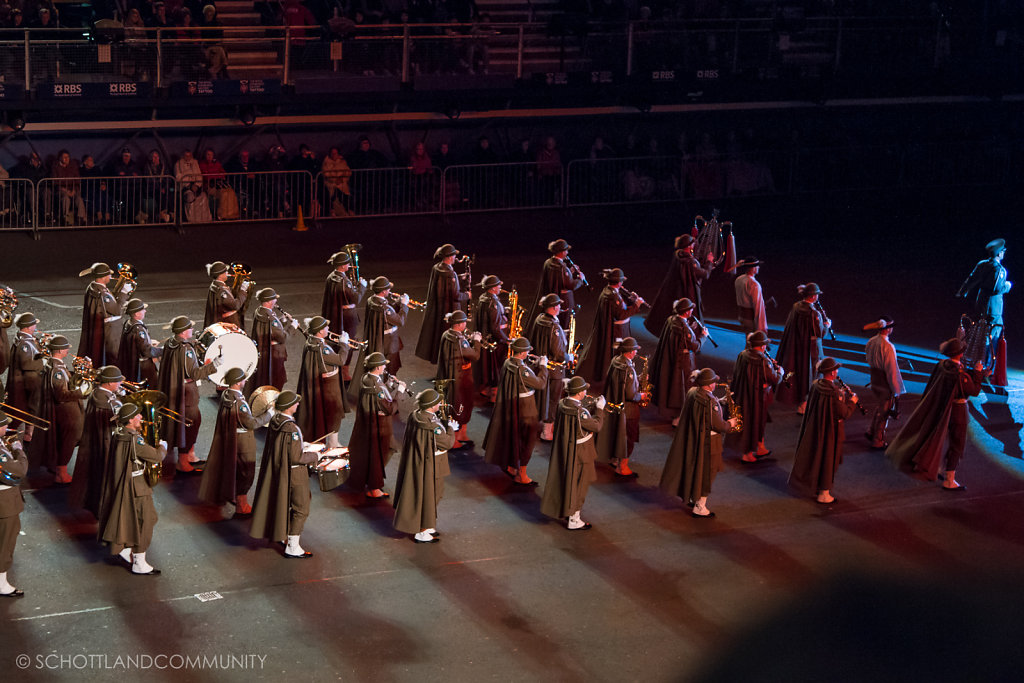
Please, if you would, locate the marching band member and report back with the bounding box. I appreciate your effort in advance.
[730,331,783,463]
[246,288,291,395]
[645,234,715,335]
[483,337,548,485]
[158,316,219,474]
[734,257,767,334]
[789,358,858,505]
[297,316,347,448]
[775,283,831,414]
[393,389,456,544]
[526,238,584,333]
[595,337,648,478]
[472,274,509,402]
[540,376,605,531]
[69,365,124,518]
[203,261,249,329]
[863,317,905,450]
[97,403,167,576]
[0,411,28,597]
[348,352,402,499]
[649,297,705,425]
[577,268,643,387]
[322,250,367,382]
[30,335,86,485]
[249,391,317,558]
[6,313,44,441]
[78,262,130,366]
[415,243,470,363]
[659,368,738,518]
[528,293,569,442]
[350,277,409,396]
[200,367,266,517]
[436,310,481,449]
[116,298,162,388]
[887,338,984,491]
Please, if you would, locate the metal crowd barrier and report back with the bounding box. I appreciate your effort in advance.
[35,174,176,231]
[316,166,443,218]
[1,145,1017,236]
[442,162,564,214]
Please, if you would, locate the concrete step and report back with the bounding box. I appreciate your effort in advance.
[219,12,263,26]
[230,50,281,64]
[228,63,284,77]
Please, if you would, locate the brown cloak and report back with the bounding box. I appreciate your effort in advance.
[789,379,856,495]
[659,387,728,503]
[347,373,396,491]
[392,408,454,534]
[540,397,604,519]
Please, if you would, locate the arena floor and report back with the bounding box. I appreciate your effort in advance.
[2,194,1022,682]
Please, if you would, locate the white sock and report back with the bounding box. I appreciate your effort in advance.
[285,535,305,555]
[132,552,154,574]
[0,571,14,593]
[414,531,434,542]
[119,547,133,563]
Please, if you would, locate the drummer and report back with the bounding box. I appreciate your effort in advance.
[157,316,222,474]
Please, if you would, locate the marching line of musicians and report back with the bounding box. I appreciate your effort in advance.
[0,234,1009,597]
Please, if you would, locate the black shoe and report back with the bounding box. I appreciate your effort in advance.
[512,479,539,487]
[942,484,967,492]
[816,498,837,505]
[691,511,716,519]
[870,442,889,451]
[0,588,24,597]
[365,491,390,499]
[284,550,314,558]
[567,522,593,531]
[453,440,475,450]
[131,568,162,576]
[413,536,440,544]
[614,471,639,479]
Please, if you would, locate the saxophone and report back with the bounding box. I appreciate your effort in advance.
[637,354,653,408]
[566,310,581,373]
[506,287,523,357]
[716,382,743,433]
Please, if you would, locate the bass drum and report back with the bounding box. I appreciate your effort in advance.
[198,322,259,386]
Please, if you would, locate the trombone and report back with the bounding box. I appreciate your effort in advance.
[159,405,194,426]
[0,401,51,431]
[343,243,362,286]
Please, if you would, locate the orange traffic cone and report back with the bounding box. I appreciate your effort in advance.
[293,205,308,232]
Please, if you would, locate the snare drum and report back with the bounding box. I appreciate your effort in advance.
[316,447,351,491]
[199,322,259,386]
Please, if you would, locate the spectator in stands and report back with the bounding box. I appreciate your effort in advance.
[29,7,60,82]
[142,149,172,223]
[347,136,389,214]
[199,147,226,218]
[175,148,210,222]
[281,0,318,61]
[15,152,46,224]
[225,149,261,219]
[472,135,499,164]
[465,12,494,75]
[203,44,229,78]
[109,146,144,223]
[468,136,499,209]
[125,7,147,36]
[200,4,223,39]
[148,2,172,28]
[408,141,434,210]
[289,143,320,218]
[435,141,455,170]
[80,154,111,224]
[262,144,292,218]
[585,135,616,202]
[50,149,86,226]
[510,137,535,205]
[321,146,352,217]
[4,8,22,29]
[535,135,562,204]
[348,135,390,170]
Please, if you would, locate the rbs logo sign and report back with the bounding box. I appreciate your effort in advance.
[53,84,82,96]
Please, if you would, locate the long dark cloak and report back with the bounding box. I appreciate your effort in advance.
[198,391,242,505]
[0,326,9,379]
[789,379,853,495]
[415,263,461,362]
[349,295,388,402]
[472,293,508,388]
[28,360,83,470]
[393,409,451,534]
[347,374,395,491]
[296,338,346,441]
[576,286,623,384]
[156,337,190,449]
[540,399,600,519]
[649,314,701,419]
[321,271,363,338]
[774,301,821,405]
[69,389,120,516]
[886,359,983,480]
[659,387,721,503]
[249,413,300,543]
[116,319,159,388]
[96,428,145,549]
[729,348,779,453]
[595,356,633,463]
[483,358,525,469]
[645,250,709,334]
[527,313,566,422]
[525,256,579,337]
[78,282,109,364]
[245,307,287,396]
[436,329,477,424]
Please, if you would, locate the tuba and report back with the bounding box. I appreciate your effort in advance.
[111,262,138,299]
[69,355,98,397]
[343,243,362,286]
[124,389,171,486]
[0,286,17,328]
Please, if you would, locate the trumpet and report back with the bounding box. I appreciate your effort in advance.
[387,292,426,311]
[0,401,51,431]
[326,330,368,350]
[527,353,567,370]
[0,286,17,328]
[111,262,138,298]
[606,400,624,414]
